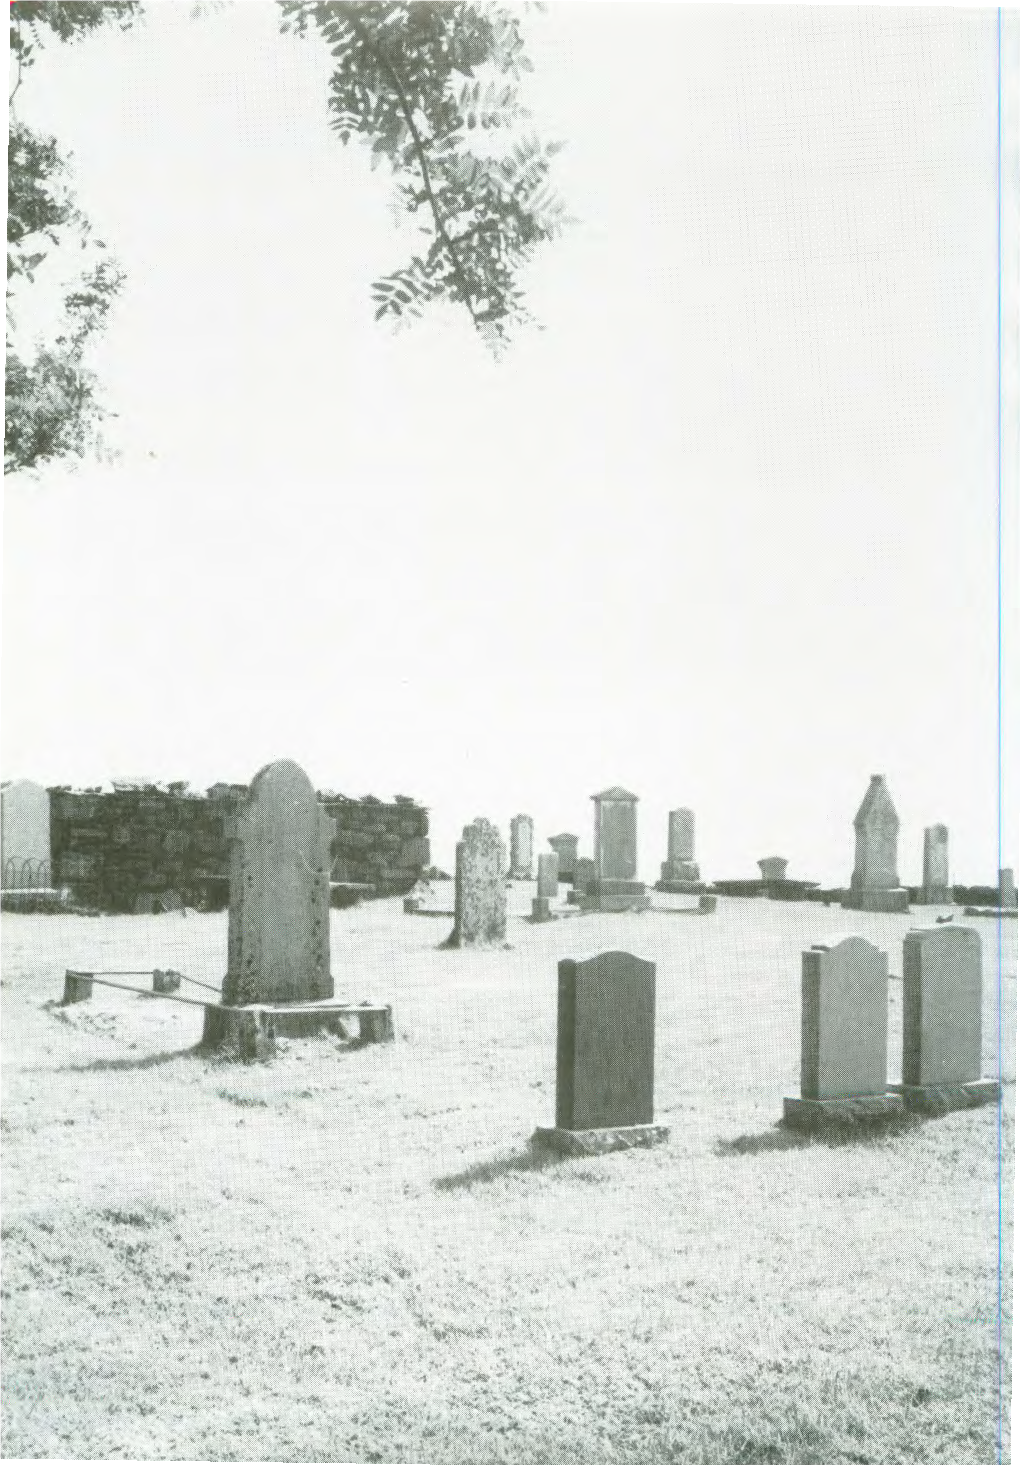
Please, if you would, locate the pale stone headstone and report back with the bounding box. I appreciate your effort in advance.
[658,807,700,887]
[1,780,51,888]
[448,818,507,947]
[584,789,649,911]
[921,825,951,904]
[847,775,908,912]
[758,856,788,883]
[550,950,663,1137]
[509,814,534,880]
[593,788,638,879]
[902,927,982,1088]
[537,851,559,899]
[799,936,890,1100]
[547,833,578,881]
[1000,868,1017,909]
[222,760,334,1006]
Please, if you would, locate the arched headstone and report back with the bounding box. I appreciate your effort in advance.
[222,760,334,1005]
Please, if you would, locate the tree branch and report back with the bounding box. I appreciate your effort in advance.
[348,12,480,328]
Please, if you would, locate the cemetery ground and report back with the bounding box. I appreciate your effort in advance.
[1,892,1014,1465]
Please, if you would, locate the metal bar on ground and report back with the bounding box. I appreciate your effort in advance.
[80,974,211,1009]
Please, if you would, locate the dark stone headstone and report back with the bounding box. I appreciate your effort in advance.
[554,950,656,1130]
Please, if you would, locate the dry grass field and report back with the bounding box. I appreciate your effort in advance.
[1,891,1014,1464]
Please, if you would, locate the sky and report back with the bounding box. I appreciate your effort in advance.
[3,2,1017,887]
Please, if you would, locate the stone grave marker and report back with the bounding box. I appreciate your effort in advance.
[583,788,650,912]
[510,814,534,880]
[921,825,951,904]
[568,856,596,904]
[534,950,669,1154]
[758,856,788,883]
[894,926,999,1111]
[659,807,701,889]
[1000,868,1017,910]
[446,818,507,947]
[221,760,335,1007]
[548,833,578,881]
[845,775,909,912]
[783,935,901,1129]
[532,850,559,921]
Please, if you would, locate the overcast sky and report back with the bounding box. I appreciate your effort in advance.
[3,3,1017,887]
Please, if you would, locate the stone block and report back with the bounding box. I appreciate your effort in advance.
[553,951,657,1130]
[902,926,982,1088]
[62,970,93,1004]
[890,1078,1000,1114]
[783,1094,904,1131]
[152,968,182,994]
[667,808,696,864]
[531,896,553,922]
[698,894,717,913]
[580,879,650,913]
[1001,868,1017,909]
[201,1004,276,1062]
[533,1123,669,1156]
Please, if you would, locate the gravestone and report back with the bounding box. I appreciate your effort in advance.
[1000,868,1017,910]
[533,950,669,1154]
[583,788,650,912]
[547,834,578,881]
[509,814,534,880]
[845,775,909,912]
[568,856,596,904]
[1,780,52,888]
[221,760,335,1006]
[894,926,999,1111]
[783,935,901,1129]
[537,851,559,898]
[532,851,559,922]
[921,825,951,905]
[758,856,788,883]
[659,807,701,888]
[446,818,507,947]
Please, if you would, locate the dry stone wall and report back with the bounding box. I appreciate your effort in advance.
[48,783,429,912]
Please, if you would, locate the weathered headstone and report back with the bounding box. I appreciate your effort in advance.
[894,926,999,1111]
[845,775,909,912]
[533,950,669,1154]
[221,760,335,1006]
[921,825,951,905]
[537,851,559,898]
[1,780,52,889]
[547,833,578,881]
[583,788,650,912]
[446,818,507,948]
[783,935,901,1129]
[1000,868,1017,910]
[659,807,701,888]
[531,851,559,922]
[509,814,534,880]
[757,856,788,883]
[568,855,596,904]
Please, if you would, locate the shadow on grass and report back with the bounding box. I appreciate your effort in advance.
[434,1142,568,1192]
[716,1111,925,1156]
[53,1044,205,1074]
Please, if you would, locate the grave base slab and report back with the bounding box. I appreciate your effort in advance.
[532,1123,669,1156]
[530,897,554,923]
[842,888,911,913]
[963,906,1018,920]
[579,879,651,913]
[782,1094,904,1131]
[202,999,394,1061]
[889,1079,1001,1114]
[654,879,707,894]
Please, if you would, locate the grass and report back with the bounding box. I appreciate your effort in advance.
[1,892,1014,1462]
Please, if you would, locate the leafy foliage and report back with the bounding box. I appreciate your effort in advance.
[7,3,139,472]
[278,1,570,351]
